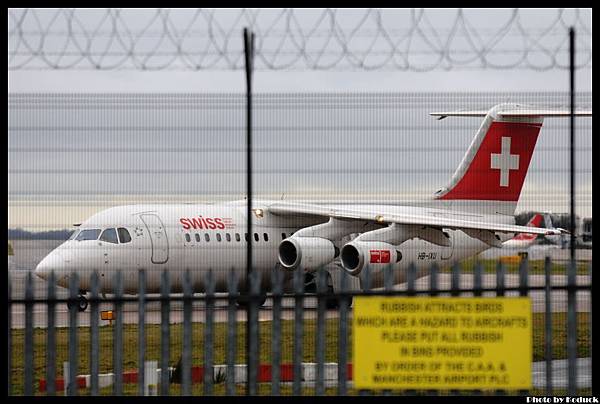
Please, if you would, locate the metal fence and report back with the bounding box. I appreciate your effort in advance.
[7,258,592,396]
[7,91,594,396]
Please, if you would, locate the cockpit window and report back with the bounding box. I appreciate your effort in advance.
[68,230,79,240]
[117,228,131,243]
[76,229,101,241]
[100,228,118,244]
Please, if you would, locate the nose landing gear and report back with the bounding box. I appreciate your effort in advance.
[67,294,89,312]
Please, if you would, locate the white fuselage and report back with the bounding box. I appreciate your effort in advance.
[35,200,509,294]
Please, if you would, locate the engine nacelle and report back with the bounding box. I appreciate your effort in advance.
[340,241,402,276]
[278,237,338,271]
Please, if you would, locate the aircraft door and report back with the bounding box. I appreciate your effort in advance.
[140,214,169,264]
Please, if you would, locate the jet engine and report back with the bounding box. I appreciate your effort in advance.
[340,241,402,276]
[278,237,338,271]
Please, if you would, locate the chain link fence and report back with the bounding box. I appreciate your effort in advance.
[7,91,593,396]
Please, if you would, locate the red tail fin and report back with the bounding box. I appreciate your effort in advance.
[512,213,543,241]
[433,104,543,214]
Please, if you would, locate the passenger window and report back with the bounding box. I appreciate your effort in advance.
[245,233,249,242]
[76,229,101,241]
[117,228,131,243]
[185,234,191,242]
[226,233,231,242]
[205,233,210,242]
[100,228,119,244]
[235,233,241,242]
[254,233,259,242]
[264,233,269,242]
[216,233,222,242]
[195,233,200,242]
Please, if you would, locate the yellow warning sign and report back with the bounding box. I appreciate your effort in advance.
[353,297,531,390]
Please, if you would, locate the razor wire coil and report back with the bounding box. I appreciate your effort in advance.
[9,8,592,71]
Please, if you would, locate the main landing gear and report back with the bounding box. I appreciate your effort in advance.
[304,272,351,310]
[235,295,267,308]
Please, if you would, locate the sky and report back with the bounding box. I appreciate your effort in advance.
[8,8,593,230]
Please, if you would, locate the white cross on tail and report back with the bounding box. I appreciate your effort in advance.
[490,137,519,187]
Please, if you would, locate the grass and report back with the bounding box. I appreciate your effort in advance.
[9,312,591,396]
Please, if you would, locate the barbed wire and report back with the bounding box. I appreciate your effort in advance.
[8,8,592,71]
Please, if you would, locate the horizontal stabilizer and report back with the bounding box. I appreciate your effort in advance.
[431,109,592,120]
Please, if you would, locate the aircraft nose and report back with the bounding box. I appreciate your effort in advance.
[35,251,66,280]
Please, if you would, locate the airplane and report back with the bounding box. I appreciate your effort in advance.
[542,213,569,247]
[34,103,590,311]
[500,213,544,249]
[478,212,563,262]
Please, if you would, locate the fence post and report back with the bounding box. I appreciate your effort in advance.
[338,269,349,396]
[249,269,261,395]
[518,256,528,297]
[113,270,124,395]
[271,268,282,396]
[518,257,529,396]
[67,273,79,396]
[567,25,577,397]
[138,270,146,396]
[243,26,255,397]
[204,270,215,396]
[293,268,303,395]
[160,270,170,396]
[315,267,326,396]
[63,362,69,396]
[544,257,553,395]
[382,265,393,397]
[496,261,505,297]
[588,261,592,394]
[407,263,416,296]
[427,263,439,396]
[226,268,238,396]
[449,262,460,396]
[384,264,393,293]
[7,270,11,396]
[451,261,460,297]
[182,269,192,396]
[45,272,56,396]
[430,262,439,297]
[473,260,483,297]
[89,271,99,395]
[472,261,483,396]
[145,361,158,396]
[361,264,371,292]
[567,259,577,395]
[24,270,33,396]
[358,262,372,399]
[495,260,506,396]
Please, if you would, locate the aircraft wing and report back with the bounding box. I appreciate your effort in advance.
[267,202,564,236]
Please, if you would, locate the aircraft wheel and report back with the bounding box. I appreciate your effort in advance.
[77,295,88,312]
